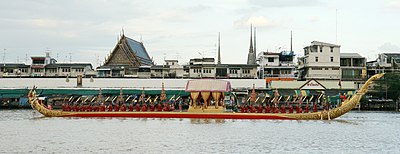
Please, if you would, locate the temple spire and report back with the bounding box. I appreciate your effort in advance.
[253,27,257,63]
[247,24,256,65]
[217,32,221,64]
[249,24,253,53]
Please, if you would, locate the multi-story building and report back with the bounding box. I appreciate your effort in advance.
[187,58,257,79]
[298,41,341,80]
[150,60,185,78]
[367,53,400,78]
[0,63,30,77]
[29,52,95,77]
[340,53,366,81]
[258,51,296,81]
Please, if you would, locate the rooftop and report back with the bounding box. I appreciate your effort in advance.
[310,41,340,47]
[340,53,364,58]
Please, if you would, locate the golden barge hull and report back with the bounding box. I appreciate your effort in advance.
[27,74,384,120]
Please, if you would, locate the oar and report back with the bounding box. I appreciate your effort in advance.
[125,96,131,102]
[90,97,96,103]
[146,96,152,102]
[153,96,159,102]
[104,96,110,102]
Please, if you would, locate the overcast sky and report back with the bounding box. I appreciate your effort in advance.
[0,0,399,67]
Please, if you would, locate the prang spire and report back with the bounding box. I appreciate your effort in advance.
[249,24,253,53]
[217,32,221,64]
[253,26,257,63]
[247,24,256,65]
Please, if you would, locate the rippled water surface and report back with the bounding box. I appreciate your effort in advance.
[0,110,400,153]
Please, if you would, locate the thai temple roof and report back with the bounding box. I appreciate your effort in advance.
[125,37,153,66]
[101,33,154,67]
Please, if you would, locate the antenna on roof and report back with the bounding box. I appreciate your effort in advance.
[122,27,125,36]
[140,35,143,43]
[290,30,293,52]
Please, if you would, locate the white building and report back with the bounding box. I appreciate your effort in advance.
[258,51,296,80]
[298,41,341,80]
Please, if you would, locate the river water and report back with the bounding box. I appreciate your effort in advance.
[0,110,399,154]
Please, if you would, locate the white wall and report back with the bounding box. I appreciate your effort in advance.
[0,78,266,90]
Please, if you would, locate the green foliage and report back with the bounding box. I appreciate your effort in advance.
[373,73,400,100]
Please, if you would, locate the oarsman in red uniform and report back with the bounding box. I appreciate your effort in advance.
[265,105,271,113]
[257,104,263,113]
[298,104,303,113]
[72,103,78,112]
[170,103,175,111]
[304,104,309,113]
[243,104,248,113]
[141,103,148,112]
[114,102,120,112]
[86,103,92,112]
[99,103,106,112]
[273,105,279,113]
[107,103,113,112]
[163,102,170,111]
[280,105,285,113]
[120,103,126,112]
[128,103,134,112]
[135,102,141,112]
[249,104,256,113]
[313,101,318,112]
[93,103,99,112]
[271,105,276,113]
[78,104,84,112]
[62,103,66,111]
[240,105,245,113]
[65,103,71,112]
[150,101,155,112]
[157,102,163,112]
[288,104,294,113]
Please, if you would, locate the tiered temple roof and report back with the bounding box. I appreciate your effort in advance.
[103,34,153,67]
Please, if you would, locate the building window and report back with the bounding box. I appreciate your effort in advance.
[62,68,70,72]
[315,57,319,62]
[312,67,323,70]
[75,68,84,72]
[34,69,42,73]
[332,68,339,70]
[330,47,334,52]
[320,46,323,52]
[229,69,238,74]
[330,57,334,62]
[268,58,274,62]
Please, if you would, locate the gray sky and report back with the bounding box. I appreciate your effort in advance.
[1,0,399,67]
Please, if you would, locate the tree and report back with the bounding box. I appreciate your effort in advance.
[371,73,400,109]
